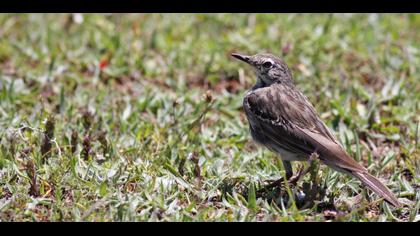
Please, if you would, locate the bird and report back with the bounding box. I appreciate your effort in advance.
[231,52,401,208]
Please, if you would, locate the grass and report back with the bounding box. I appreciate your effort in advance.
[0,13,419,222]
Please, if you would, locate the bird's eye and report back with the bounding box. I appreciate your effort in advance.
[263,61,272,68]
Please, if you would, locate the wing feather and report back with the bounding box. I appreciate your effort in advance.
[243,84,365,172]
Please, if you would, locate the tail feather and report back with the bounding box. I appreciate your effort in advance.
[352,171,401,208]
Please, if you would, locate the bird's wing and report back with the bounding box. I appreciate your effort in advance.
[244,84,366,173]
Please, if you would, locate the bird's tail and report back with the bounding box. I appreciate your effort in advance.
[352,171,401,208]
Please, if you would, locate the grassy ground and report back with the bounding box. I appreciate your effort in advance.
[0,14,419,222]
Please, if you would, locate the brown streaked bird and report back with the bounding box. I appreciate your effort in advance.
[231,52,401,207]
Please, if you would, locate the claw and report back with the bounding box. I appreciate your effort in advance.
[288,164,311,186]
[255,177,287,197]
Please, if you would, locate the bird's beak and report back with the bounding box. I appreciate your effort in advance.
[231,53,251,65]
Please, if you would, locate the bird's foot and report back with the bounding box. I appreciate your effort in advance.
[256,172,304,197]
[256,178,284,197]
[287,164,305,186]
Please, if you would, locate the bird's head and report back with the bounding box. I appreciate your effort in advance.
[231,52,293,87]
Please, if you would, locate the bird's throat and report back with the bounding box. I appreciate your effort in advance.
[251,77,268,90]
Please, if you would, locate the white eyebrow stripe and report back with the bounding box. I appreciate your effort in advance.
[265,58,274,64]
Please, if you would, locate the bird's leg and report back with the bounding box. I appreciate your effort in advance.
[283,160,294,179]
[265,160,293,187]
[288,153,319,185]
[288,164,309,185]
[256,160,293,196]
